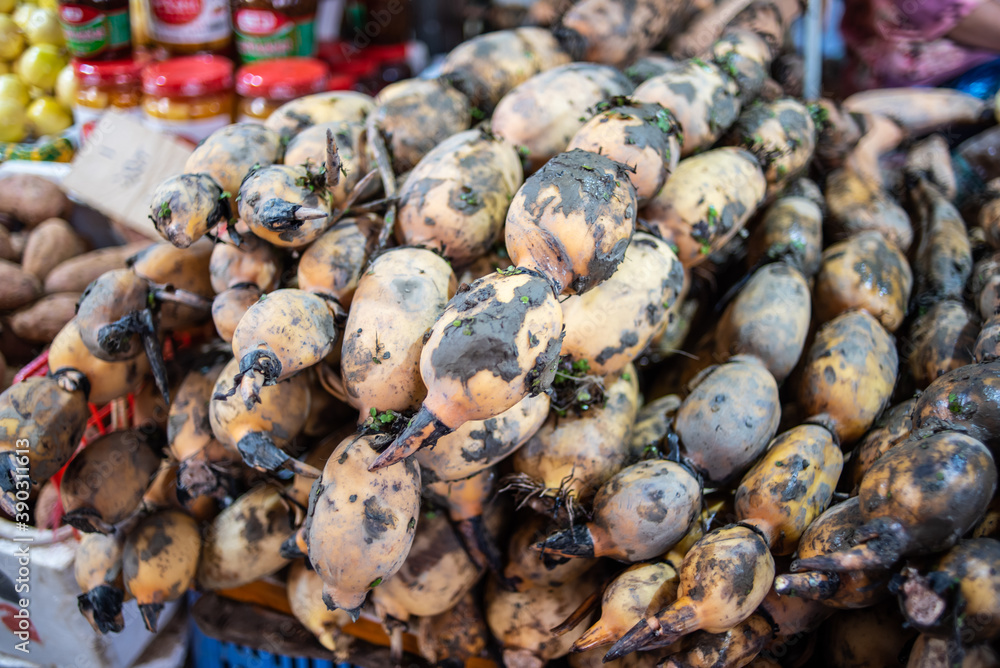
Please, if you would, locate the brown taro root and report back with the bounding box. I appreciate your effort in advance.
[237,165,330,249]
[74,532,127,634]
[908,175,973,309]
[744,184,824,279]
[797,310,898,446]
[735,424,843,555]
[439,27,570,114]
[848,398,916,491]
[45,242,153,295]
[369,78,472,173]
[975,314,1000,362]
[148,174,229,248]
[774,497,891,608]
[566,561,679,653]
[731,98,817,194]
[676,356,780,486]
[566,102,681,205]
[209,356,313,476]
[414,590,492,665]
[813,231,913,333]
[227,288,339,409]
[296,218,373,307]
[534,460,701,562]
[59,429,162,534]
[555,0,682,68]
[509,367,640,515]
[396,129,523,267]
[715,262,811,382]
[0,370,90,514]
[340,247,456,419]
[603,524,775,661]
[910,360,1000,452]
[415,393,550,483]
[490,64,634,173]
[9,292,80,344]
[904,134,957,200]
[559,232,685,376]
[972,253,1000,322]
[369,269,563,470]
[896,538,1000,644]
[642,147,766,269]
[302,433,421,619]
[370,510,481,621]
[0,259,41,310]
[263,90,375,139]
[791,432,997,574]
[506,149,637,296]
[907,301,979,389]
[486,568,602,668]
[0,173,71,227]
[632,60,743,157]
[21,217,87,281]
[820,602,917,668]
[48,319,149,405]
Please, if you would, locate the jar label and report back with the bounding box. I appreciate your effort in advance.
[59,5,131,57]
[233,9,315,61]
[150,0,231,45]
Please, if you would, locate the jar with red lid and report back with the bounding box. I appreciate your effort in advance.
[231,0,318,62]
[58,0,131,60]
[236,56,328,122]
[74,58,143,143]
[142,55,235,144]
[149,0,232,55]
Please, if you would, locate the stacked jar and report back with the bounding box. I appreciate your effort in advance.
[235,56,328,121]
[141,54,235,144]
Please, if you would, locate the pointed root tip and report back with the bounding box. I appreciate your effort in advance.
[295,206,330,221]
[279,534,307,560]
[139,603,163,633]
[603,621,651,663]
[570,628,611,653]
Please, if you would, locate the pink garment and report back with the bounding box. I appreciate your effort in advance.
[841,0,999,91]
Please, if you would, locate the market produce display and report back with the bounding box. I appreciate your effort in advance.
[2,0,1000,666]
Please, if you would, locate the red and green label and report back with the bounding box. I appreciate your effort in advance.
[59,4,130,57]
[233,8,315,61]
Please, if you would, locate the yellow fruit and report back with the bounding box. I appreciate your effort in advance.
[0,62,8,75]
[16,44,66,90]
[0,15,25,61]
[11,5,32,30]
[0,97,27,142]
[0,0,16,13]
[54,62,74,108]
[22,8,64,47]
[26,95,71,135]
[0,73,29,105]
[37,0,58,11]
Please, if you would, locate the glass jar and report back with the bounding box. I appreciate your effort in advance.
[148,0,232,54]
[236,57,328,122]
[142,55,235,145]
[58,0,131,60]
[74,58,143,143]
[231,0,318,62]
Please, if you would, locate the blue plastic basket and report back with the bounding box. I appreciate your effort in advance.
[188,611,354,668]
